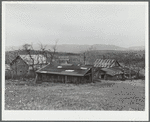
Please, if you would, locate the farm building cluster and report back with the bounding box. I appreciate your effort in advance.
[5,54,144,83]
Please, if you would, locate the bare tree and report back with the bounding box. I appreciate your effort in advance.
[81,45,97,65]
[124,51,145,81]
[81,46,97,83]
[6,47,20,64]
[22,43,37,77]
[49,40,58,64]
[38,40,58,65]
[38,42,48,64]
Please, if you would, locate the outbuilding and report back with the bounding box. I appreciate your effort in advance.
[99,67,124,80]
[93,59,121,79]
[93,59,137,80]
[10,56,29,77]
[35,64,93,84]
[10,55,47,77]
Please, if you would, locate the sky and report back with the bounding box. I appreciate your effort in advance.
[3,2,147,48]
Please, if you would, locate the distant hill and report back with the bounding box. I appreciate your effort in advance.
[6,44,145,53]
[127,46,145,50]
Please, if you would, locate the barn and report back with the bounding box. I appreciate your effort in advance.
[10,56,29,77]
[93,59,123,80]
[19,55,47,70]
[10,55,47,77]
[98,67,124,80]
[35,63,93,84]
[93,59,138,80]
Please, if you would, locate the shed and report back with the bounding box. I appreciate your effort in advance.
[100,67,124,80]
[93,59,121,80]
[35,64,93,84]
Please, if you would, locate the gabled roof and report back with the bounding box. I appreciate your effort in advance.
[19,55,46,65]
[36,64,92,76]
[10,55,28,66]
[101,66,137,76]
[94,59,120,68]
[101,67,123,76]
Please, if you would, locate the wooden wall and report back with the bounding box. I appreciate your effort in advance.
[11,57,29,77]
[104,74,123,80]
[36,73,92,84]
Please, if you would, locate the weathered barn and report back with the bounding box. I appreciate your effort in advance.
[10,55,47,77]
[99,67,124,80]
[35,64,93,84]
[20,55,47,70]
[10,56,29,77]
[93,59,137,80]
[93,59,123,80]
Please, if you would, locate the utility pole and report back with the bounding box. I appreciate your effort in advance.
[84,53,86,65]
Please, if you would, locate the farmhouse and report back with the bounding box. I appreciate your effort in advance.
[35,63,93,84]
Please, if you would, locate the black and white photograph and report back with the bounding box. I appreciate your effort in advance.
[2,1,149,121]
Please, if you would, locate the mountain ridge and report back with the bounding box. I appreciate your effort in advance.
[5,44,145,53]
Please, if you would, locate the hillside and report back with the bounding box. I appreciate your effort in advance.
[6,44,145,53]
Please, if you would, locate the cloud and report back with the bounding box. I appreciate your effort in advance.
[4,2,146,47]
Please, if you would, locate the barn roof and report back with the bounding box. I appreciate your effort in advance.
[19,55,46,65]
[100,66,137,76]
[94,59,120,68]
[36,64,92,76]
[101,67,123,76]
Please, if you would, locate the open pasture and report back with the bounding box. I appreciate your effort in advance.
[5,80,145,110]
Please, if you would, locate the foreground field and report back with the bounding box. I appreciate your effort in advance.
[5,79,145,110]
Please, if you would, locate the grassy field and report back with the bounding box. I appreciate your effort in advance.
[5,79,145,110]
